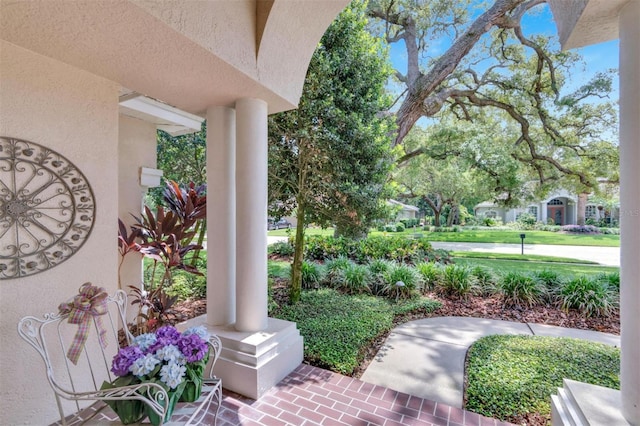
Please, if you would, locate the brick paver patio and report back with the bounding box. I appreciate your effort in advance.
[54,363,513,425]
[218,364,511,426]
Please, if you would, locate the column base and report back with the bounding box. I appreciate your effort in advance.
[178,315,304,399]
[552,379,630,425]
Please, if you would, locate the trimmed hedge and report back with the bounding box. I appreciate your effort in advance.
[303,235,452,264]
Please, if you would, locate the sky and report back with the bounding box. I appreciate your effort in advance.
[386,1,620,103]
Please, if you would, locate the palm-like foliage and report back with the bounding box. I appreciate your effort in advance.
[119,180,206,331]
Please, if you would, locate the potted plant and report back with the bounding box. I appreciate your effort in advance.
[102,325,211,425]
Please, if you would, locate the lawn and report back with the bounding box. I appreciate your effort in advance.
[465,334,620,423]
[268,227,620,247]
[450,251,599,264]
[453,257,618,277]
[420,229,619,247]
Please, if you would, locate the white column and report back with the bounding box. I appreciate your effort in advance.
[206,106,236,326]
[235,98,269,332]
[619,1,640,423]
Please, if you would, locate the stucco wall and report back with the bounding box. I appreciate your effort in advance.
[118,116,157,294]
[0,40,119,425]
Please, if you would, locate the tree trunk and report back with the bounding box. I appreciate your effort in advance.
[577,192,588,226]
[433,210,441,227]
[289,204,306,304]
[190,219,207,267]
[447,204,459,226]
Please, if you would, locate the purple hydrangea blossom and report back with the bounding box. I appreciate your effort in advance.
[147,336,175,355]
[110,324,211,386]
[178,333,208,363]
[111,346,144,377]
[155,325,180,342]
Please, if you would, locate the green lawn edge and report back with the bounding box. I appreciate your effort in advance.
[268,228,620,247]
[451,251,599,264]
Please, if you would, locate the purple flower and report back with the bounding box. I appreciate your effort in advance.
[111,346,143,376]
[155,325,180,342]
[177,334,208,363]
[147,336,175,354]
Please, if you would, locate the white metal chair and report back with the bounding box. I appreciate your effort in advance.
[18,287,222,425]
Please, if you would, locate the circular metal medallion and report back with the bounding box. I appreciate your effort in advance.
[0,137,96,279]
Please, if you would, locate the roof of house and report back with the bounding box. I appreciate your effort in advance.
[388,199,420,212]
[474,201,499,208]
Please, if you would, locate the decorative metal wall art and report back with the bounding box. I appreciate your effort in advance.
[0,137,96,279]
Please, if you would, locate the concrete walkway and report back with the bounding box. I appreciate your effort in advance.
[431,242,620,266]
[360,316,620,409]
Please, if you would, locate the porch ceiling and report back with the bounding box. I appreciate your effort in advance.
[0,0,347,116]
[548,0,629,49]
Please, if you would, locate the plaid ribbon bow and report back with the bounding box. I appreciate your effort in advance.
[58,282,109,365]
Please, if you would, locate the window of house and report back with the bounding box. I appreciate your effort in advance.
[528,206,538,217]
[548,199,564,205]
[586,205,597,219]
[485,211,497,218]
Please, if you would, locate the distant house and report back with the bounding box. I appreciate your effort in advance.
[388,199,420,221]
[474,189,619,225]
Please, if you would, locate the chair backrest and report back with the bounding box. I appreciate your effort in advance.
[18,288,133,419]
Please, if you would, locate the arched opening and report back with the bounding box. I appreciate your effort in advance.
[547,198,565,225]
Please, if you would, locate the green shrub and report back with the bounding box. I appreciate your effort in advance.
[532,269,564,301]
[466,335,620,422]
[597,271,620,291]
[437,264,476,298]
[533,269,563,290]
[500,272,546,307]
[383,263,422,299]
[274,289,394,375]
[367,259,395,295]
[166,271,206,301]
[340,263,372,294]
[515,212,537,230]
[471,265,497,296]
[599,227,620,235]
[268,278,279,315]
[268,240,295,256]
[305,236,347,260]
[394,222,405,232]
[536,224,561,232]
[391,297,442,316]
[560,276,617,317]
[299,261,324,289]
[415,262,441,291]
[482,216,498,227]
[323,256,351,287]
[304,235,450,265]
[384,224,396,232]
